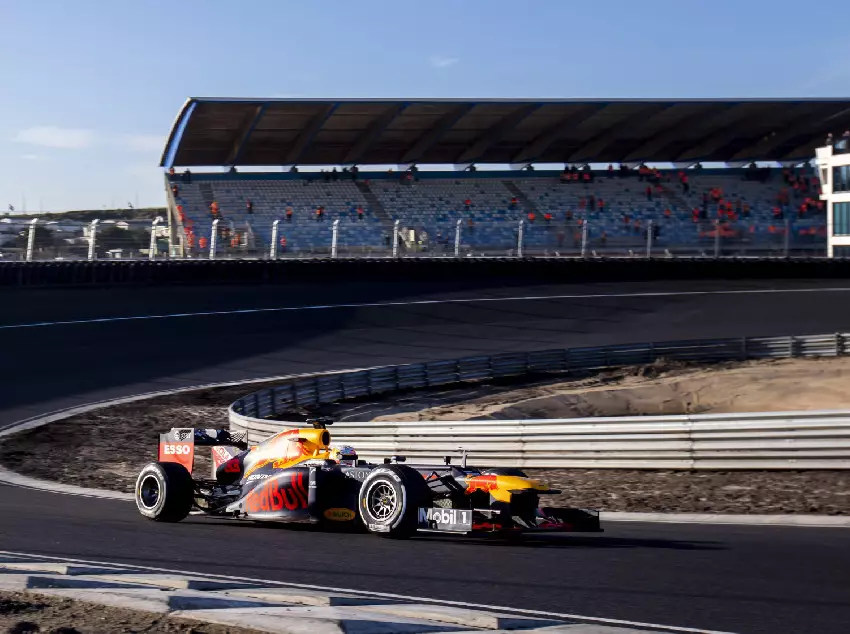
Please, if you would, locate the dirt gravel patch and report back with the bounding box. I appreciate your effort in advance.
[2,357,850,514]
[0,590,260,633]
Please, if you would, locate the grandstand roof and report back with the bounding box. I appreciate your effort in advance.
[160,97,850,168]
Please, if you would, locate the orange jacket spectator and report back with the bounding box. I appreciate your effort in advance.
[527,212,536,223]
[199,236,208,249]
[543,212,553,222]
[664,208,672,218]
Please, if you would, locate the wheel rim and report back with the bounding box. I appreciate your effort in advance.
[366,481,397,521]
[139,475,160,509]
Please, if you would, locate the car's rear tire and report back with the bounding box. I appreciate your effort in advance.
[135,462,194,522]
[358,465,428,538]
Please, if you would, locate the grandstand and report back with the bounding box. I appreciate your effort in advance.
[160,98,850,258]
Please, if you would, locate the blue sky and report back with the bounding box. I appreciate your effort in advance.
[2,0,849,212]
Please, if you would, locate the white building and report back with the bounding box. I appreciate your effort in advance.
[816,136,850,257]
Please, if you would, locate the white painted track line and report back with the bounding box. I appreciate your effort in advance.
[2,286,850,330]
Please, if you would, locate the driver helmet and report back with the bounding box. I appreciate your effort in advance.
[329,445,358,463]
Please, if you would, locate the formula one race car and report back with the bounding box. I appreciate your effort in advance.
[134,418,601,538]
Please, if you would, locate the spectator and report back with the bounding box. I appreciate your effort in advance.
[597,198,605,211]
[664,208,672,219]
[168,167,176,176]
[543,212,553,224]
[316,206,324,222]
[171,184,179,197]
[509,196,519,210]
[356,206,364,221]
[279,235,287,253]
[285,207,293,222]
[199,236,208,251]
[210,201,220,219]
[680,173,689,194]
[527,211,536,223]
[464,198,472,211]
[246,199,253,215]
[608,163,614,177]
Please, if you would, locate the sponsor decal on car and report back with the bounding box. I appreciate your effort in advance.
[418,507,473,531]
[161,443,191,455]
[323,508,356,521]
[464,474,499,494]
[246,473,271,481]
[244,472,308,514]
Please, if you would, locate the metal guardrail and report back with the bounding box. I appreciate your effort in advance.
[229,332,850,469]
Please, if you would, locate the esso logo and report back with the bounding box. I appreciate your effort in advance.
[163,444,190,455]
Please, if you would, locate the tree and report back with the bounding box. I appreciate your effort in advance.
[96,226,149,255]
[12,226,57,250]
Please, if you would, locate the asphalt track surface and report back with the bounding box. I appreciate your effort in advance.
[2,278,850,634]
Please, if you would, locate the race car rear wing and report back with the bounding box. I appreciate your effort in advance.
[158,428,248,474]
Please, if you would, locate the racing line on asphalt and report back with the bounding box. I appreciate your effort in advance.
[1,279,849,634]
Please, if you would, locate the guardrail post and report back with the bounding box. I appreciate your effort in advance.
[270,219,280,259]
[713,219,720,258]
[25,218,37,262]
[646,219,653,258]
[148,218,161,261]
[87,219,99,261]
[580,220,588,258]
[517,220,524,258]
[837,333,846,357]
[209,218,219,260]
[391,220,400,258]
[331,219,340,259]
[454,219,462,257]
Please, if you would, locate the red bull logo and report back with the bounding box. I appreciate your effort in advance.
[465,474,499,495]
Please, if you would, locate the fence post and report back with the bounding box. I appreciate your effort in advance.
[331,219,340,259]
[713,219,720,258]
[454,219,462,257]
[392,219,400,258]
[25,218,37,262]
[209,218,220,260]
[148,218,161,261]
[646,219,653,258]
[580,220,588,258]
[270,219,280,259]
[87,219,99,261]
[517,220,524,258]
[784,219,790,257]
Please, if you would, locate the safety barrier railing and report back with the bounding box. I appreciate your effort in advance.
[3,217,827,261]
[229,332,850,469]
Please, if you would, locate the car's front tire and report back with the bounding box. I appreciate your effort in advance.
[358,465,428,538]
[135,462,194,522]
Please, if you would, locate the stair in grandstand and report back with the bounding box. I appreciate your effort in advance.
[354,181,394,227]
[503,180,537,213]
[198,182,215,210]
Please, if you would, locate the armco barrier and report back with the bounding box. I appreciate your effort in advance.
[229,332,850,469]
[4,256,850,287]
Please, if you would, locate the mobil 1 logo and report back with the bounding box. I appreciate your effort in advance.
[418,507,473,532]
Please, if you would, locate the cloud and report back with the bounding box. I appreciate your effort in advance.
[119,134,165,153]
[429,56,459,69]
[20,154,48,161]
[14,126,94,149]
